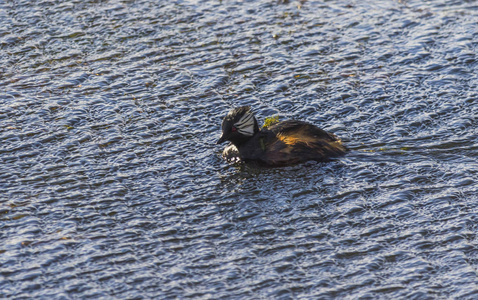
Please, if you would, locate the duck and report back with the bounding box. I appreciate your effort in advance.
[217,106,346,166]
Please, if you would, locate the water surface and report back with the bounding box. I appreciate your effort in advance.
[1,0,478,299]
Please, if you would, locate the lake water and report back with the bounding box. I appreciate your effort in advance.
[1,0,478,299]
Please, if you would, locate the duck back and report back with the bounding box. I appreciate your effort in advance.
[256,120,346,166]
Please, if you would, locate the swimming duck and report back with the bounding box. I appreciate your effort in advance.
[217,106,346,166]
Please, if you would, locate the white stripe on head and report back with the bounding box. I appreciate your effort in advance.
[234,111,255,136]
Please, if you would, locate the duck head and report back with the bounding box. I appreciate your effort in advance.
[217,106,259,146]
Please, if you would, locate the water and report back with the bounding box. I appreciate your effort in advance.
[1,0,478,298]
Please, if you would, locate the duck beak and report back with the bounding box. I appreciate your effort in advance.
[217,134,227,144]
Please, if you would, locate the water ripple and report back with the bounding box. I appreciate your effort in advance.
[1,0,478,299]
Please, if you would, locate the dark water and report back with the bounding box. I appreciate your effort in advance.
[1,0,478,298]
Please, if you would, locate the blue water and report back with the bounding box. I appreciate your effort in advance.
[1,0,478,298]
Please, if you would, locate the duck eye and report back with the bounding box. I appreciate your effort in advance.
[231,126,237,132]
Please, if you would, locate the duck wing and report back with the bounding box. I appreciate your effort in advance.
[269,120,340,142]
[264,120,346,165]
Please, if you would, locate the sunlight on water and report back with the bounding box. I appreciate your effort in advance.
[1,0,478,298]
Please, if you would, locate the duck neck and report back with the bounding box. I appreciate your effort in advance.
[230,131,260,148]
